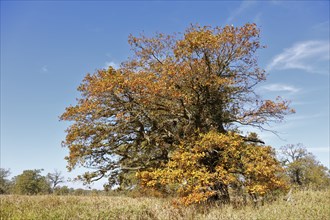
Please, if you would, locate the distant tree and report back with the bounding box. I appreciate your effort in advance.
[0,168,11,194]
[47,170,65,191]
[281,144,330,188]
[73,188,87,196]
[12,169,51,195]
[54,186,70,195]
[91,189,101,196]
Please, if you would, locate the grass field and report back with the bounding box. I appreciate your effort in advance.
[1,189,329,220]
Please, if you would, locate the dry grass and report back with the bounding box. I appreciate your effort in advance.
[1,189,329,220]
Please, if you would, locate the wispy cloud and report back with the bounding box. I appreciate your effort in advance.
[313,21,329,32]
[253,12,262,24]
[226,1,256,24]
[307,147,329,153]
[104,61,119,69]
[104,53,120,69]
[41,65,48,73]
[290,101,314,106]
[285,113,326,122]
[270,0,281,5]
[266,40,330,74]
[259,83,300,93]
[88,27,103,33]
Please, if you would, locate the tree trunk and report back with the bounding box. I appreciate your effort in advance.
[295,169,302,185]
[210,183,230,203]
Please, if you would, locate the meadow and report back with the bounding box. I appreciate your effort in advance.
[1,189,329,220]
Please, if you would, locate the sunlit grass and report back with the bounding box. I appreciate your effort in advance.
[1,189,329,220]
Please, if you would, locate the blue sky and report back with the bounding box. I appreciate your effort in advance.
[1,1,329,189]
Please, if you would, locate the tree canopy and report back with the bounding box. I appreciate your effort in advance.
[47,170,65,190]
[280,144,330,188]
[138,131,287,205]
[0,168,11,194]
[12,169,51,195]
[61,23,294,204]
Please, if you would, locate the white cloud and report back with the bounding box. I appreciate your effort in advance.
[253,12,262,25]
[226,1,256,24]
[270,0,282,5]
[266,40,330,74]
[307,147,330,153]
[104,61,119,69]
[313,21,329,32]
[290,101,313,106]
[260,83,300,93]
[41,65,48,73]
[285,113,326,122]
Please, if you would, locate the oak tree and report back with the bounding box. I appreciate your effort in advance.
[47,170,65,191]
[0,168,11,194]
[61,23,293,203]
[12,169,51,195]
[280,144,330,188]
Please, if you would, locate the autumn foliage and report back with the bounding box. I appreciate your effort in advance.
[61,23,293,204]
[138,132,287,205]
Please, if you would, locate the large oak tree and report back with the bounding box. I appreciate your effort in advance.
[61,23,293,203]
